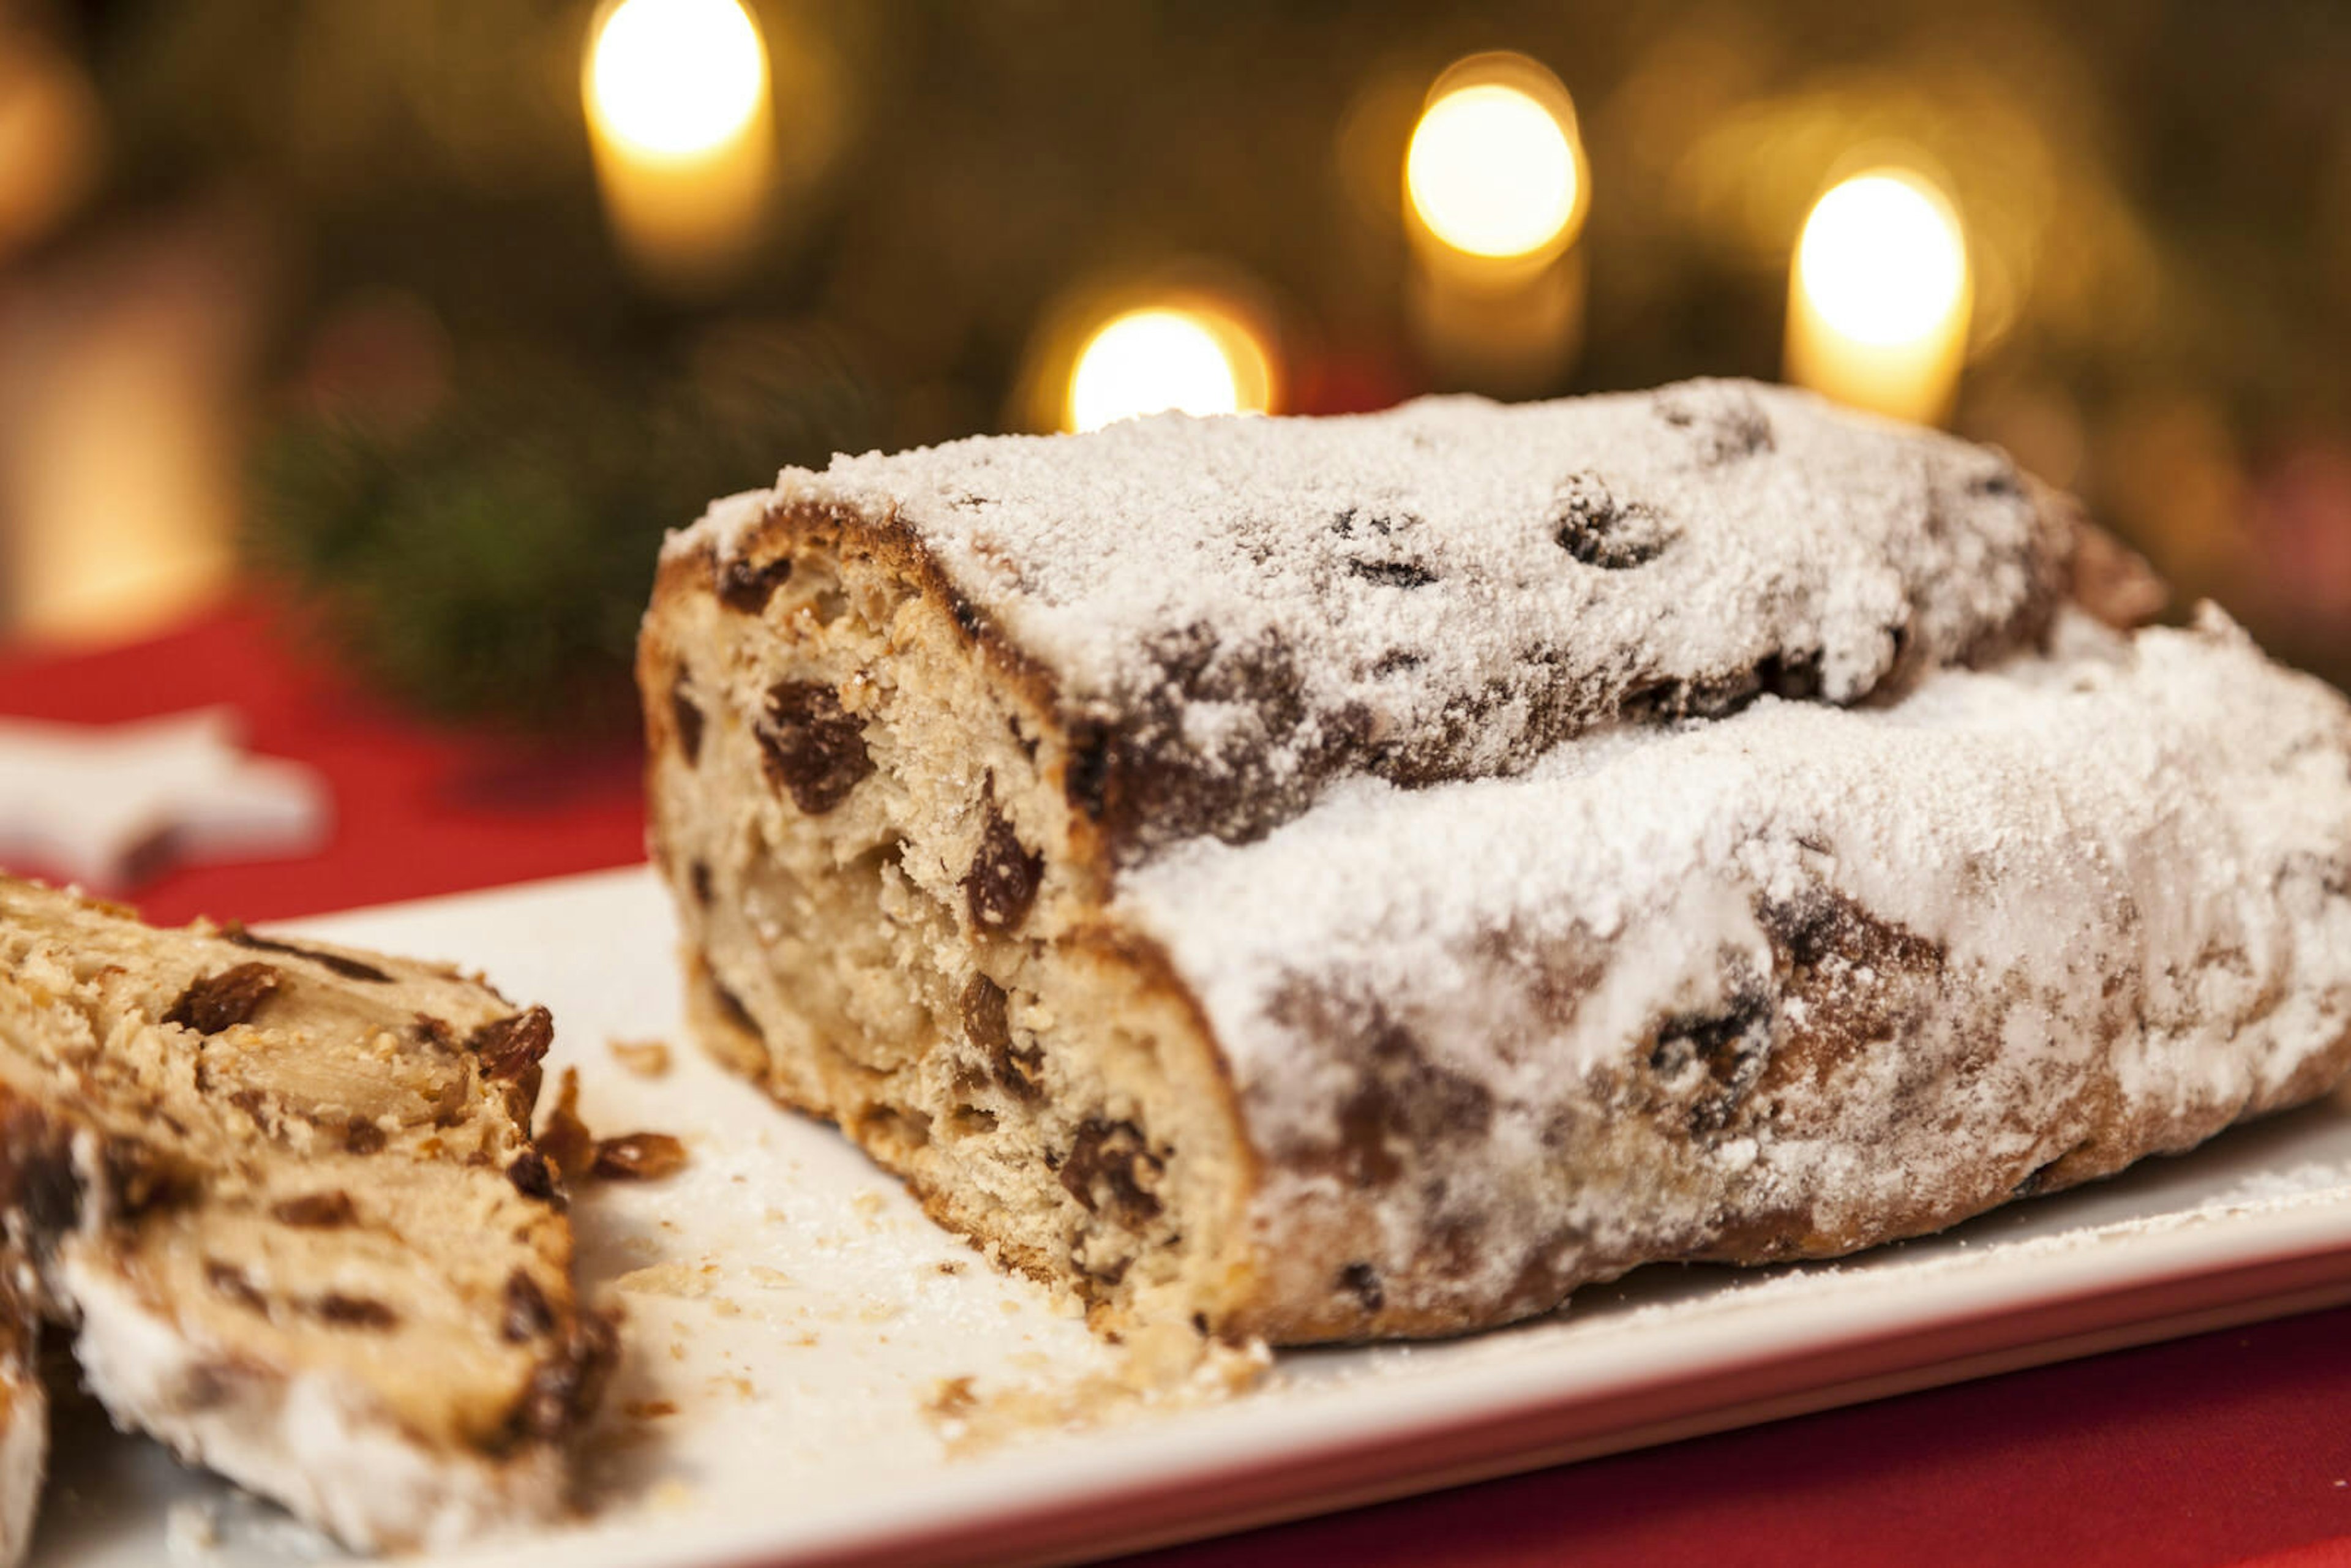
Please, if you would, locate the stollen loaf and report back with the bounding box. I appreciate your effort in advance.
[639,381,2351,1340]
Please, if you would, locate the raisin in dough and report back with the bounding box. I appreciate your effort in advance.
[0,877,614,1551]
[639,381,2351,1341]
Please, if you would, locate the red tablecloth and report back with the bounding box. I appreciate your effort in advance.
[7,605,2351,1568]
[0,602,647,926]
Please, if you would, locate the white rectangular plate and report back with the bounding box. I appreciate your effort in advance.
[36,867,2351,1568]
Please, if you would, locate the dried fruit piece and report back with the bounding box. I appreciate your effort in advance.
[470,1007,555,1082]
[506,1150,557,1203]
[1058,1119,1163,1227]
[271,1191,357,1228]
[757,681,872,814]
[670,676,706,765]
[163,962,282,1034]
[1553,471,1670,569]
[535,1068,594,1184]
[591,1133,688,1182]
[962,793,1041,936]
[222,926,392,984]
[204,1261,266,1313]
[315,1294,398,1330]
[502,1271,555,1343]
[961,974,1042,1102]
[717,553,793,614]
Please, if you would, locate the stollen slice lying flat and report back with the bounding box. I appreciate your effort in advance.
[0,876,614,1551]
[639,380,2351,1343]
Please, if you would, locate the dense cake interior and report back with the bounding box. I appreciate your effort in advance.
[647,522,1257,1332]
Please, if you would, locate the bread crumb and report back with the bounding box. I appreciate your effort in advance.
[594,1131,691,1182]
[919,1325,1269,1455]
[165,1499,221,1557]
[612,1261,718,1298]
[922,1374,980,1442]
[609,1038,673,1077]
[624,1399,678,1419]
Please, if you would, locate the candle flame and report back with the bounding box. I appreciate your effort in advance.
[588,0,767,160]
[1784,167,1972,426]
[1065,307,1272,433]
[1795,171,1968,349]
[1406,79,1581,260]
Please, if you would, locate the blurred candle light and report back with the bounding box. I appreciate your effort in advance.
[1784,168,1972,426]
[1403,56,1589,395]
[4,232,253,642]
[1065,306,1273,433]
[0,31,103,261]
[583,0,772,294]
[1406,83,1580,260]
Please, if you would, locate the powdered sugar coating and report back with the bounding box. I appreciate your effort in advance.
[1117,609,2351,1324]
[676,380,2071,854]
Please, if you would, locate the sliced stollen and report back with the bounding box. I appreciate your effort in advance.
[0,877,615,1551]
[637,382,2350,1342]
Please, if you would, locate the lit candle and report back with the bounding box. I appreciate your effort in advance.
[1403,55,1589,395]
[6,268,242,640]
[1063,304,1273,433]
[583,0,773,294]
[1784,168,1972,426]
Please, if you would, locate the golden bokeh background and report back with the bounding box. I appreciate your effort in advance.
[0,1,2343,724]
